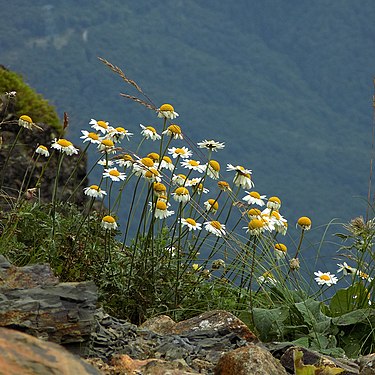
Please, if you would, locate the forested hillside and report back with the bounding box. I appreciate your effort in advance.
[2,0,375,247]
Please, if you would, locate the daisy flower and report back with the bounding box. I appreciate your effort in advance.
[274,243,287,259]
[89,119,109,134]
[226,164,254,189]
[243,191,266,206]
[140,124,161,140]
[172,187,190,203]
[181,218,202,231]
[153,182,167,197]
[356,270,374,283]
[297,216,312,231]
[204,220,226,237]
[133,157,155,176]
[197,139,225,152]
[314,271,338,286]
[18,115,34,129]
[270,211,288,234]
[98,159,114,167]
[103,167,126,182]
[154,200,174,219]
[206,160,220,179]
[267,196,281,211]
[186,178,209,194]
[107,127,133,142]
[147,152,160,162]
[51,138,79,156]
[258,271,277,286]
[337,262,357,275]
[157,103,179,119]
[144,168,162,183]
[101,215,118,230]
[98,139,116,154]
[204,198,219,213]
[84,184,107,199]
[245,219,266,236]
[117,154,134,168]
[80,130,101,144]
[247,208,262,220]
[181,159,205,172]
[35,145,49,157]
[168,146,192,159]
[162,124,183,139]
[217,181,231,191]
[158,156,174,171]
[172,174,187,186]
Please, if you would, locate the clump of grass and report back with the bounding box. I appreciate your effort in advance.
[0,60,373,356]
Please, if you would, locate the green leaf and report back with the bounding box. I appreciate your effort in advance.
[252,307,288,341]
[294,299,331,331]
[332,308,375,326]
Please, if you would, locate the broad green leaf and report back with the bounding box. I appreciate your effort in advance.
[294,299,331,329]
[332,308,374,326]
[252,307,288,340]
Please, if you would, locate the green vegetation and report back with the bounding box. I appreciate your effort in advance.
[0,67,61,130]
[0,66,373,358]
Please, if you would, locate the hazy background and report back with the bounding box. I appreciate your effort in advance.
[2,0,375,269]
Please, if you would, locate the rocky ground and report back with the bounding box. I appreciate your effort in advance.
[0,256,374,374]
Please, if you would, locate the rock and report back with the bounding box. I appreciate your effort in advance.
[141,314,176,335]
[0,327,101,375]
[0,256,97,352]
[171,310,258,343]
[110,354,200,375]
[358,353,375,375]
[280,346,359,374]
[214,344,288,375]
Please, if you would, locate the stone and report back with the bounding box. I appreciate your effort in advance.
[0,256,97,351]
[171,310,258,343]
[0,327,101,375]
[358,353,375,375]
[214,343,288,375]
[280,346,359,374]
[141,314,176,334]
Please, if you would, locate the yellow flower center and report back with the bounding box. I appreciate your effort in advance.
[272,211,281,220]
[175,148,186,155]
[320,274,330,281]
[274,243,287,252]
[269,196,281,204]
[209,160,220,172]
[57,139,73,147]
[156,200,167,210]
[207,199,219,210]
[109,169,120,177]
[159,103,174,111]
[210,221,222,230]
[147,152,159,161]
[177,174,187,180]
[186,218,197,226]
[298,216,312,227]
[175,187,189,196]
[146,126,156,133]
[248,219,264,230]
[218,181,230,189]
[141,157,154,167]
[122,154,133,161]
[97,120,108,129]
[20,115,33,123]
[168,124,181,134]
[188,160,199,167]
[249,191,261,199]
[102,215,115,223]
[163,156,172,163]
[87,132,98,140]
[248,208,261,216]
[89,185,99,191]
[153,182,166,193]
[116,127,126,132]
[38,145,48,151]
[101,139,114,147]
[145,168,159,178]
[263,271,275,279]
